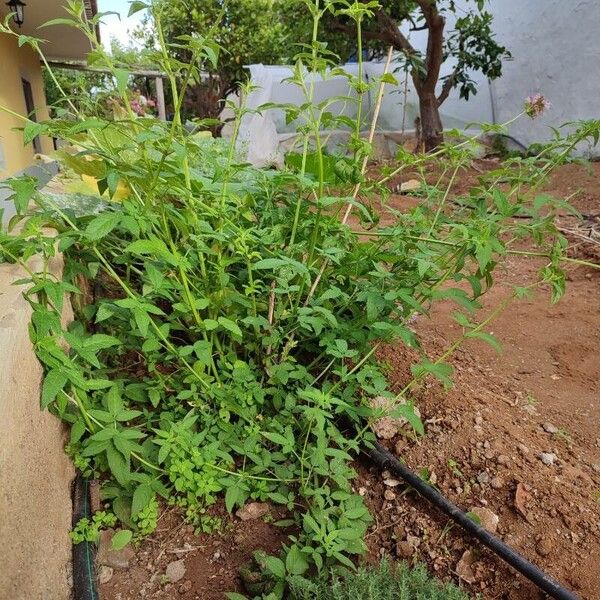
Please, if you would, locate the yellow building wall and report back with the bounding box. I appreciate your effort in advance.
[0,33,53,177]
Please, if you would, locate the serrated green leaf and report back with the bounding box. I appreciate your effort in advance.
[84,211,121,241]
[132,483,153,517]
[264,556,285,579]
[41,369,68,408]
[218,316,242,338]
[467,330,501,353]
[128,1,149,17]
[285,545,309,575]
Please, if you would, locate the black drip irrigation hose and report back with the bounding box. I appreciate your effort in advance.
[72,472,99,600]
[70,450,580,600]
[366,440,581,600]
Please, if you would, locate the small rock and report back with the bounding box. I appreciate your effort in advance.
[543,423,558,434]
[456,550,477,584]
[517,444,530,455]
[490,476,504,489]
[497,454,510,465]
[469,507,499,533]
[383,478,401,487]
[399,179,421,193]
[97,530,135,570]
[539,452,558,466]
[166,559,186,583]
[178,580,193,594]
[395,438,408,454]
[370,396,421,439]
[98,566,114,585]
[536,537,554,557]
[396,541,414,558]
[384,489,396,501]
[514,483,531,520]
[236,502,269,521]
[393,525,407,539]
[474,415,484,426]
[477,471,490,485]
[358,487,367,496]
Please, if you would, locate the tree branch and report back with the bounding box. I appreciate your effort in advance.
[414,0,445,93]
[374,9,416,57]
[437,70,456,106]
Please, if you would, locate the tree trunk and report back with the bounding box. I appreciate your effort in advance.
[418,92,444,152]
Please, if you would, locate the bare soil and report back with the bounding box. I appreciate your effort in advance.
[100,162,600,600]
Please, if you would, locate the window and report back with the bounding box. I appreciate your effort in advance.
[21,78,41,154]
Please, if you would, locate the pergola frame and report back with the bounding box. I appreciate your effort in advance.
[45,60,168,120]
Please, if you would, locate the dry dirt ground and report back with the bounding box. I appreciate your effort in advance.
[100,162,600,600]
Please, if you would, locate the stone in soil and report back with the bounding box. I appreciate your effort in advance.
[490,476,504,489]
[98,565,114,585]
[166,559,186,583]
[384,489,396,501]
[477,471,490,485]
[535,537,554,557]
[469,507,499,533]
[517,443,530,455]
[514,483,531,520]
[543,422,558,434]
[396,540,415,558]
[383,478,401,487]
[456,550,477,584]
[236,502,269,521]
[370,396,421,440]
[539,452,558,466]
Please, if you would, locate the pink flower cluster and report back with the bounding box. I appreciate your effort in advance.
[130,94,157,117]
[524,94,551,119]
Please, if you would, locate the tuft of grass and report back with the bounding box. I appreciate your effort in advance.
[288,560,470,600]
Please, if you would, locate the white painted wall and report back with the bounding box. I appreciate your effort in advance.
[399,0,600,154]
[483,0,600,155]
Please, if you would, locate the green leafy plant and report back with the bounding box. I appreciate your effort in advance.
[285,559,470,599]
[1,2,599,599]
[70,511,117,544]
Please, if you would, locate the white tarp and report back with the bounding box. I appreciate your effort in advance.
[238,61,492,167]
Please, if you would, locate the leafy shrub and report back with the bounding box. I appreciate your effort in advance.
[288,560,470,600]
[1,2,598,598]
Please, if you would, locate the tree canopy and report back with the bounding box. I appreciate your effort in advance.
[147,0,508,147]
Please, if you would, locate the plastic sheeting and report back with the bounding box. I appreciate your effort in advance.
[237,62,493,167]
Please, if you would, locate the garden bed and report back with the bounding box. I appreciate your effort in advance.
[98,162,600,600]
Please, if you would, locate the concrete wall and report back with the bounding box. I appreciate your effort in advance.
[0,254,74,600]
[485,0,600,155]
[0,32,54,177]
[396,0,600,154]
